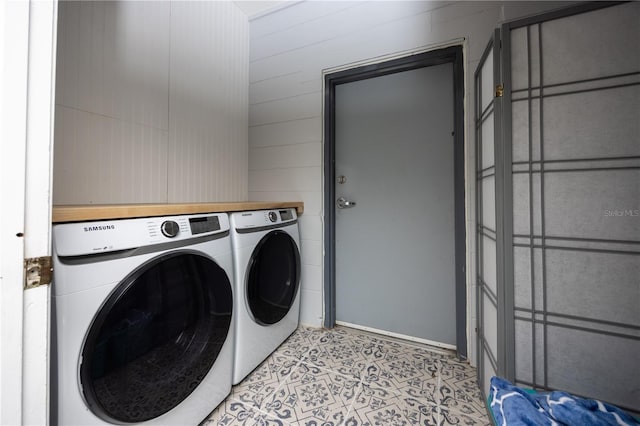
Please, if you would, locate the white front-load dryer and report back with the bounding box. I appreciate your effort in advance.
[51,213,234,425]
[230,208,301,384]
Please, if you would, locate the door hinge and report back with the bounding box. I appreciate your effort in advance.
[495,84,504,98]
[24,256,53,289]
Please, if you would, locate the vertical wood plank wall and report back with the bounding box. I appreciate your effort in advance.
[247,1,572,339]
[53,1,248,205]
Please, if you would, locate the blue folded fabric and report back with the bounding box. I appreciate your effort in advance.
[489,376,640,426]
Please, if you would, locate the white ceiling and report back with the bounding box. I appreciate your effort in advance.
[233,1,298,20]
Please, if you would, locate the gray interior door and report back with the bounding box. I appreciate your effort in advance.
[334,63,457,347]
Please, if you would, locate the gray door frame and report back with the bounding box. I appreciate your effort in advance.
[323,46,467,358]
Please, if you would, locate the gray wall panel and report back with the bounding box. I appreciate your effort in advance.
[514,319,533,383]
[543,87,640,161]
[546,250,640,326]
[513,247,531,310]
[529,25,541,90]
[482,235,498,295]
[530,99,541,162]
[533,322,545,385]
[509,27,528,92]
[531,173,542,236]
[541,2,640,85]
[544,170,640,240]
[481,113,495,169]
[482,176,497,230]
[511,101,529,162]
[533,248,544,312]
[483,351,497,396]
[483,295,499,355]
[547,326,640,409]
[480,48,495,113]
[512,174,529,235]
[513,246,544,312]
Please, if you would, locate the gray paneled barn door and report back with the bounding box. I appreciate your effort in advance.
[477,2,640,413]
[501,2,640,412]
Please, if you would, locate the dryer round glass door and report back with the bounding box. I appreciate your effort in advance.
[79,252,233,423]
[246,230,301,325]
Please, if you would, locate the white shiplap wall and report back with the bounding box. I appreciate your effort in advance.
[54,1,248,204]
[247,1,573,357]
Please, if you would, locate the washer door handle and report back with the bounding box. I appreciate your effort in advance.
[336,197,356,209]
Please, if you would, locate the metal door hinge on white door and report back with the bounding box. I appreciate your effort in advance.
[24,256,53,289]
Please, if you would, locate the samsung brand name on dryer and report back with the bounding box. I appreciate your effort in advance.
[83,225,115,232]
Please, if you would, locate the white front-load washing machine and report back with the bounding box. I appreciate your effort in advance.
[230,208,301,384]
[51,213,234,425]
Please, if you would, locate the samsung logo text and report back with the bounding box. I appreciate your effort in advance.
[84,225,116,232]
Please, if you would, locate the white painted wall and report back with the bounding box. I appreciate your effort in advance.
[247,1,574,361]
[54,1,249,205]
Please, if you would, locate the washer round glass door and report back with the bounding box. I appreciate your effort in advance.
[246,230,300,325]
[80,252,232,423]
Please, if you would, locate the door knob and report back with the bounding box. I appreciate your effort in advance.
[337,197,356,209]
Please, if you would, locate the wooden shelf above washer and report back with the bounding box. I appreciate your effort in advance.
[52,201,304,223]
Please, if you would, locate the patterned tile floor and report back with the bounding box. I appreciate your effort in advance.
[202,326,491,426]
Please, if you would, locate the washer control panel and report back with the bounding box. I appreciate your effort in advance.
[53,213,229,257]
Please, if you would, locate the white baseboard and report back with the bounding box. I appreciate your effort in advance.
[336,321,457,351]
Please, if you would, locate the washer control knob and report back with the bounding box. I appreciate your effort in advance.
[161,220,179,238]
[268,211,278,223]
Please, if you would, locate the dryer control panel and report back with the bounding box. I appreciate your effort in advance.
[232,208,297,230]
[53,213,229,257]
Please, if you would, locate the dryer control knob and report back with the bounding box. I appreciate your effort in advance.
[161,220,179,238]
[268,211,278,222]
